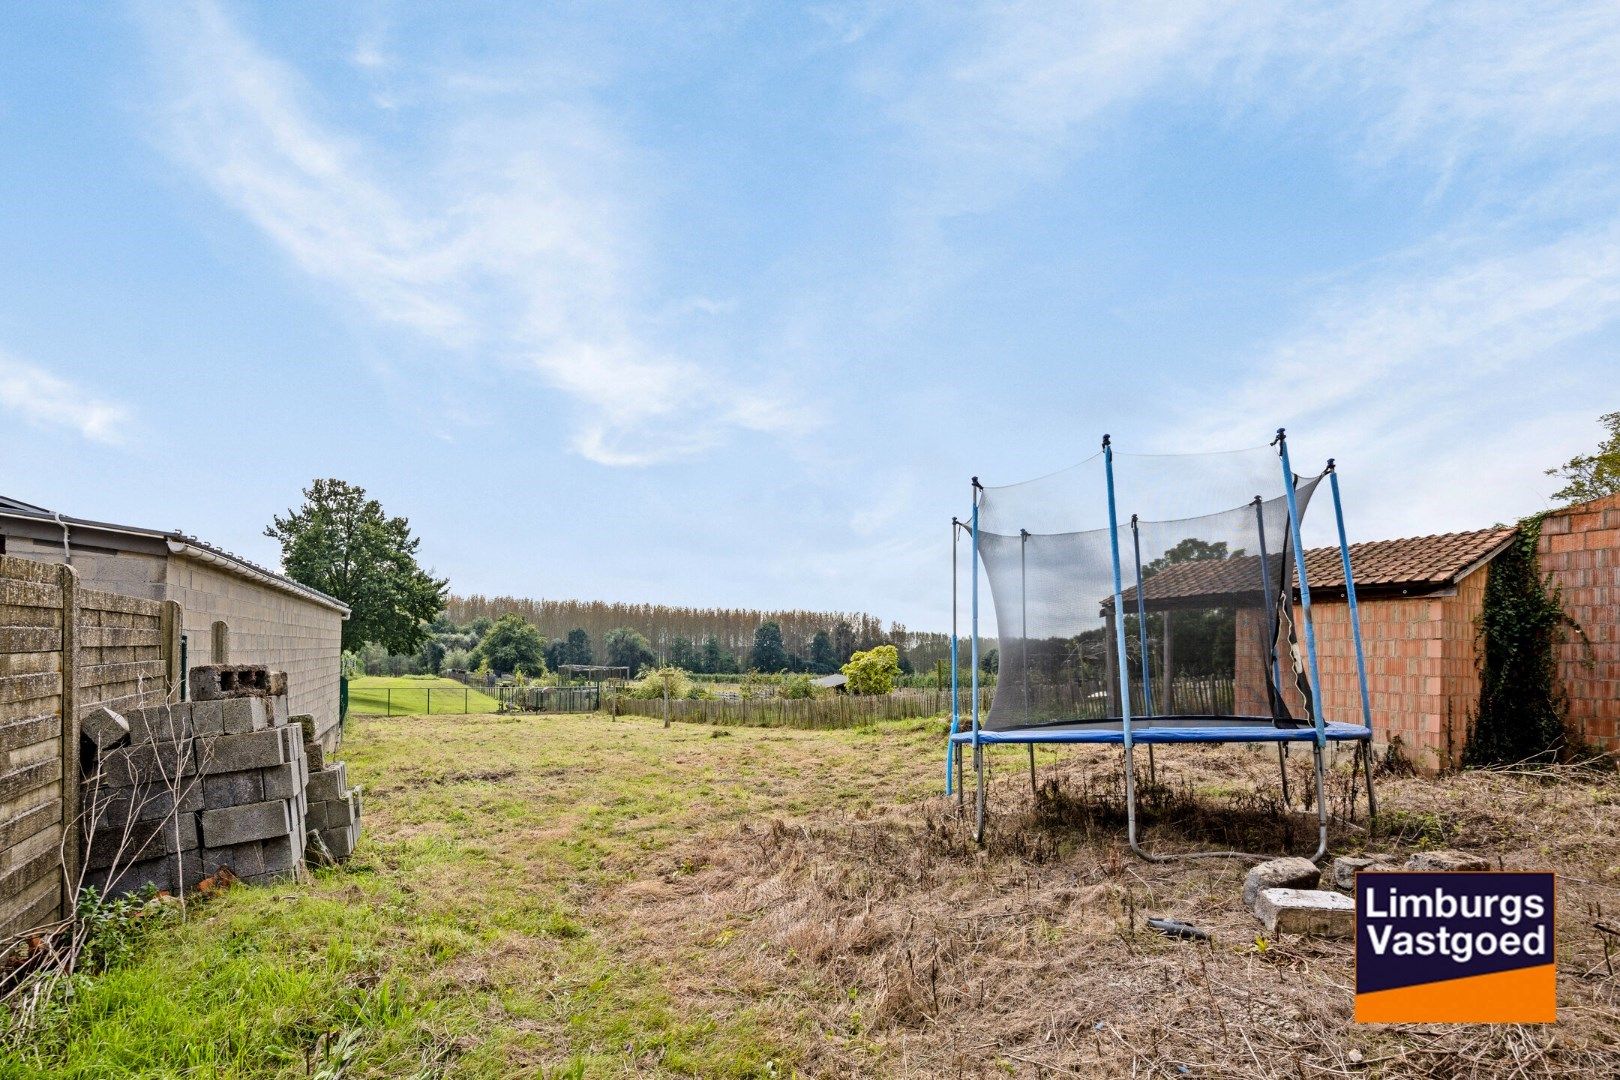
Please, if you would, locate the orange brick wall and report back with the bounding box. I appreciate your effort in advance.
[1233,585,1486,772]
[1538,493,1620,753]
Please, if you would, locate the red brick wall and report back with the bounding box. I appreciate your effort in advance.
[1538,493,1620,752]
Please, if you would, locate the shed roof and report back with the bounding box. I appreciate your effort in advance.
[0,495,350,615]
[1114,526,1516,610]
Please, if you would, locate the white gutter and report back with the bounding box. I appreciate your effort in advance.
[165,539,351,618]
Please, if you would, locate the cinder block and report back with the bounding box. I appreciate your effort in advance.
[201,840,264,879]
[189,699,226,737]
[1244,857,1321,911]
[86,813,199,870]
[304,741,324,771]
[189,664,272,701]
[92,743,196,789]
[222,697,268,735]
[292,714,316,742]
[129,703,193,745]
[271,694,290,727]
[199,798,291,847]
[306,763,347,802]
[324,792,357,829]
[196,729,287,774]
[268,671,288,697]
[1404,850,1490,872]
[85,778,203,824]
[1330,854,1399,891]
[261,762,300,800]
[202,770,264,809]
[83,849,204,899]
[1254,888,1355,938]
[320,825,357,860]
[260,833,301,875]
[81,705,130,750]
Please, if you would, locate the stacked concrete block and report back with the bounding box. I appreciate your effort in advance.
[304,758,362,864]
[80,665,311,897]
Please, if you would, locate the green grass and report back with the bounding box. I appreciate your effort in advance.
[12,711,943,1078]
[347,676,501,716]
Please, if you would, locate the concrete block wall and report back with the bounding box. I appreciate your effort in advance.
[165,556,343,749]
[1538,493,1620,752]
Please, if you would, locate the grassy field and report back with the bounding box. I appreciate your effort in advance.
[12,712,1620,1077]
[347,676,501,715]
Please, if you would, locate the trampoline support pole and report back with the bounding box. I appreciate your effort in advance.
[1147,744,1156,787]
[971,479,986,846]
[956,743,965,812]
[1277,743,1291,806]
[1311,742,1329,862]
[1275,430,1328,753]
[1329,461,1378,828]
[1362,742,1378,823]
[1028,744,1037,797]
[1103,437,1149,859]
[947,517,961,796]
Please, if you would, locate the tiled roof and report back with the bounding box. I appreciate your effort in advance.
[1114,527,1516,609]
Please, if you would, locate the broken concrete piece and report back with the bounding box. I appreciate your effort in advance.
[1244,857,1321,911]
[81,705,130,750]
[1254,888,1355,938]
[1404,850,1490,872]
[1330,854,1399,890]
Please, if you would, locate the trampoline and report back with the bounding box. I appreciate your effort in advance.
[946,429,1377,861]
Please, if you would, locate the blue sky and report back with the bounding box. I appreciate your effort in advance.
[2,1,1617,632]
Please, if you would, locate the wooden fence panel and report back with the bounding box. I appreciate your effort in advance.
[0,557,178,939]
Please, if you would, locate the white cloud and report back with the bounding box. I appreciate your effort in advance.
[0,352,131,444]
[139,0,810,465]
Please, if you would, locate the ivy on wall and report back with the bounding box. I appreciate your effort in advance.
[1465,516,1577,766]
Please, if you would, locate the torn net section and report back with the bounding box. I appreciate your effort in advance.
[977,447,1321,732]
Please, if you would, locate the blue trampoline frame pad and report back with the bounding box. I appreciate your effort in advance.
[950,718,1373,746]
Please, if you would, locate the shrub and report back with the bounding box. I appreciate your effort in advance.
[628,667,695,700]
[842,644,901,695]
[779,674,817,699]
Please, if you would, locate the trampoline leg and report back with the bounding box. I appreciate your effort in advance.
[1147,744,1157,787]
[1028,743,1037,798]
[1362,741,1379,832]
[973,744,987,846]
[956,743,966,813]
[1310,742,1329,863]
[1277,743,1291,807]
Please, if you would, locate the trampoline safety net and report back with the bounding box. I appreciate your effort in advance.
[975,446,1322,732]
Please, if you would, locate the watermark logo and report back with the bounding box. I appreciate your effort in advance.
[1355,871,1556,1024]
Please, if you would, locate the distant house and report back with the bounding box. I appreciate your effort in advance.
[812,673,848,691]
[0,496,349,747]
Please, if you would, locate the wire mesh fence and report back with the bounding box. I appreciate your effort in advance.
[608,688,992,730]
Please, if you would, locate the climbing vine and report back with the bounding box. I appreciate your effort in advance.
[1465,516,1577,766]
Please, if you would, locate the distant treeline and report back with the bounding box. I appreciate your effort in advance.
[446,594,961,672]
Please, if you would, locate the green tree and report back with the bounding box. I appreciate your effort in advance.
[1547,411,1620,504]
[417,637,447,674]
[842,644,901,695]
[808,629,838,674]
[668,635,699,671]
[749,621,789,672]
[471,614,547,676]
[266,479,447,653]
[700,635,735,674]
[603,627,656,676]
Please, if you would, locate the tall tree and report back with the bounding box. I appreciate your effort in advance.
[1546,411,1620,504]
[472,614,547,675]
[749,621,789,672]
[700,634,734,674]
[668,635,699,671]
[603,627,656,676]
[266,479,447,653]
[808,630,838,673]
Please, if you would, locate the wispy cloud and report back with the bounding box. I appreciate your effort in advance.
[0,351,131,444]
[138,0,810,466]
